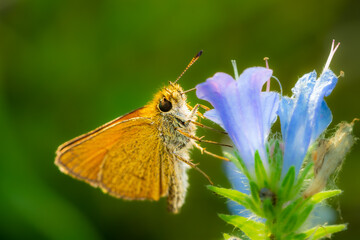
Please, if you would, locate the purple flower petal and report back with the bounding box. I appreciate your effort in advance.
[204,109,224,128]
[196,67,279,172]
[278,70,338,176]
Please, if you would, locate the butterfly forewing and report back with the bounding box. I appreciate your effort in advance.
[57,107,145,153]
[55,108,153,187]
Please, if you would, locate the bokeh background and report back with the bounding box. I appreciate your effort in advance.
[1,0,360,239]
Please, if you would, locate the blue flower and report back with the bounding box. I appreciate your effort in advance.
[196,66,279,216]
[278,69,338,176]
[196,67,279,172]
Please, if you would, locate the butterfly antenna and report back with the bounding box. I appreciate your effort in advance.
[173,50,203,84]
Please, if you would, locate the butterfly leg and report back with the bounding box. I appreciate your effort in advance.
[187,103,211,118]
[188,102,211,111]
[173,153,213,185]
[186,104,227,135]
[186,120,227,134]
[187,103,205,118]
[176,129,232,148]
[187,103,201,119]
[192,141,229,161]
[198,103,210,111]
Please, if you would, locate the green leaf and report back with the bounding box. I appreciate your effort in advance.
[207,186,251,209]
[279,166,295,201]
[219,214,266,240]
[302,224,347,239]
[222,233,232,240]
[234,151,252,180]
[254,151,268,187]
[224,151,251,180]
[310,190,342,204]
[242,196,262,216]
[223,151,242,169]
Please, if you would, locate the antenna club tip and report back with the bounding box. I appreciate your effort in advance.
[196,50,203,58]
[264,57,269,61]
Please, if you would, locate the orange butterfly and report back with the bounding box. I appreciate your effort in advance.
[55,51,227,213]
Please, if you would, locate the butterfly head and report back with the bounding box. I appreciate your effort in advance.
[153,82,186,113]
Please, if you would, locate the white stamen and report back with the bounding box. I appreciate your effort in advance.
[323,39,340,74]
[231,60,239,80]
[271,76,283,97]
[264,57,271,92]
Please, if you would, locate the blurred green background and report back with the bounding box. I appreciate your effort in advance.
[1,0,360,239]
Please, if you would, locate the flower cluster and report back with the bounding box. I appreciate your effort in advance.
[196,41,356,240]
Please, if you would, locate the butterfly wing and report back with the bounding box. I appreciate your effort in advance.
[55,107,188,207]
[98,126,171,200]
[57,107,145,154]
[56,113,171,200]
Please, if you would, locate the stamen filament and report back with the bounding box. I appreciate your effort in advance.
[323,39,340,74]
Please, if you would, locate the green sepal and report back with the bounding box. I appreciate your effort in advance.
[267,140,283,190]
[254,151,268,187]
[266,143,271,166]
[272,140,283,186]
[310,190,342,204]
[249,181,263,216]
[249,181,260,203]
[278,197,306,224]
[282,203,314,234]
[301,224,347,239]
[219,214,266,240]
[279,166,295,201]
[207,186,251,209]
[282,213,299,234]
[293,161,313,194]
[291,204,315,233]
[262,198,275,223]
[287,233,307,240]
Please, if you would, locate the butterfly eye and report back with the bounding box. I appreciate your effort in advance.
[159,98,172,112]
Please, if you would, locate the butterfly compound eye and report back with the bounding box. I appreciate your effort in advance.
[159,98,172,112]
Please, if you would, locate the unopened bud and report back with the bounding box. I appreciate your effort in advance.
[304,120,357,198]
